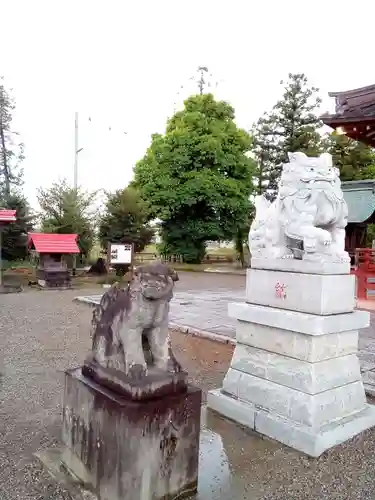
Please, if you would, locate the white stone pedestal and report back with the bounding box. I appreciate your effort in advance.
[207,269,375,457]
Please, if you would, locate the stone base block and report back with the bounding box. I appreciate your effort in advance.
[229,345,361,394]
[229,303,369,363]
[62,368,202,500]
[222,368,366,428]
[246,268,355,315]
[250,257,350,275]
[207,389,375,457]
[229,302,369,336]
[237,319,359,363]
[36,268,72,288]
[82,357,188,401]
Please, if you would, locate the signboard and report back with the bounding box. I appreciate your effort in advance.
[109,243,133,264]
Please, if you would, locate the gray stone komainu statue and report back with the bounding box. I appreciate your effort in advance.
[82,262,186,400]
[62,262,202,500]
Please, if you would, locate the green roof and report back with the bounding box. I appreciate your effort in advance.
[342,180,375,223]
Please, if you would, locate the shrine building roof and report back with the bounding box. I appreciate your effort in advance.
[0,209,16,222]
[28,232,80,254]
[321,84,375,147]
[342,180,375,223]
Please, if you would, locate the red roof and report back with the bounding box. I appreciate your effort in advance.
[28,233,80,254]
[0,209,16,223]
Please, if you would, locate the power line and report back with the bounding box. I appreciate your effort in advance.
[73,112,128,189]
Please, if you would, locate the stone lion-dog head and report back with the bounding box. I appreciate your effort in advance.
[133,262,179,301]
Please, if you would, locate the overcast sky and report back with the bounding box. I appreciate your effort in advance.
[2,0,375,209]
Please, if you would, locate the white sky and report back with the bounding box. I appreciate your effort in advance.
[1,0,375,209]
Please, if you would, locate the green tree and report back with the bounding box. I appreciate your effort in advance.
[0,193,34,261]
[98,187,153,255]
[252,114,280,195]
[253,73,323,198]
[323,131,375,181]
[0,77,24,197]
[133,93,255,264]
[37,179,96,257]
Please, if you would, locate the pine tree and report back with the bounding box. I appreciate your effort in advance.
[253,73,323,199]
[0,77,24,197]
[252,113,280,196]
[37,180,96,258]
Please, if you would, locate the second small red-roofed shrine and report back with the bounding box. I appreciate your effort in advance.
[28,232,80,288]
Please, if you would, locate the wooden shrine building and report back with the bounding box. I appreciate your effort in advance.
[28,232,80,288]
[321,84,375,147]
[341,180,375,257]
[322,84,375,258]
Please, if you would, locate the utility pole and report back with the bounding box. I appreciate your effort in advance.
[74,111,78,190]
[73,112,83,276]
[74,112,83,190]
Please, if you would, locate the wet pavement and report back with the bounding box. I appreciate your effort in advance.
[76,288,242,339]
[76,272,375,395]
[3,277,375,499]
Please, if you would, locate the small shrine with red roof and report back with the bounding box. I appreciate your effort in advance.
[28,232,80,288]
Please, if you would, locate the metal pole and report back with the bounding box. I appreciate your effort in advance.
[74,111,79,190]
[72,112,79,277]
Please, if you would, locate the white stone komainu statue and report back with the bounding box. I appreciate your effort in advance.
[249,152,350,264]
[208,151,375,457]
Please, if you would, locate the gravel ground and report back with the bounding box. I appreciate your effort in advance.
[2,284,375,499]
[0,288,232,500]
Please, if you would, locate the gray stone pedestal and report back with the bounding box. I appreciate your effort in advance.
[62,368,202,500]
[208,268,375,457]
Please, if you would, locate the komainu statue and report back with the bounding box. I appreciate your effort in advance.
[249,152,350,263]
[82,263,186,400]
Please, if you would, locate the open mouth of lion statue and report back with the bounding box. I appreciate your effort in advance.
[300,177,336,185]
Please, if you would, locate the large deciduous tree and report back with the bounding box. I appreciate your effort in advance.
[253,73,323,199]
[133,93,255,263]
[98,187,153,254]
[37,179,96,257]
[0,77,24,197]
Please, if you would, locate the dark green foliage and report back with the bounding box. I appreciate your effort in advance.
[99,186,153,253]
[367,225,375,247]
[0,193,34,261]
[253,73,323,199]
[323,132,375,181]
[134,93,255,263]
[0,78,28,262]
[37,180,96,257]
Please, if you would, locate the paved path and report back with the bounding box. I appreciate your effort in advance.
[76,288,243,339]
[76,272,375,396]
